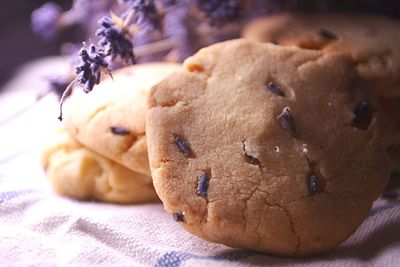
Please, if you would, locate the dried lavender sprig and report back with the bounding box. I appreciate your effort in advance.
[58,76,79,121]
[37,76,74,101]
[58,43,112,121]
[96,15,136,64]
[0,75,73,126]
[75,44,110,93]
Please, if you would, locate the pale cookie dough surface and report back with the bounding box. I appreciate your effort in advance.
[242,12,400,97]
[42,128,159,204]
[65,62,182,176]
[147,39,391,256]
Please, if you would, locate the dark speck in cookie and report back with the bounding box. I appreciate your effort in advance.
[277,107,296,137]
[319,29,337,40]
[110,126,131,135]
[308,173,319,196]
[244,154,260,165]
[353,101,372,130]
[267,82,284,96]
[174,136,194,157]
[197,172,210,198]
[172,212,185,222]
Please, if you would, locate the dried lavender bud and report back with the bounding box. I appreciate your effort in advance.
[75,44,109,93]
[110,126,131,135]
[244,154,260,165]
[31,2,62,41]
[174,136,193,157]
[353,101,371,130]
[319,29,337,40]
[124,0,161,31]
[308,173,319,196]
[197,172,210,198]
[354,101,368,121]
[266,82,284,96]
[96,16,136,64]
[277,107,296,137]
[196,0,242,26]
[172,212,185,222]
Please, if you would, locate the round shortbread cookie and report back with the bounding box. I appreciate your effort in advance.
[242,12,400,98]
[42,128,159,204]
[146,39,391,256]
[64,62,182,175]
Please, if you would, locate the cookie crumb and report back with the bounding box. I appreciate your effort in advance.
[110,126,131,136]
[266,82,284,96]
[197,172,210,198]
[174,136,194,157]
[172,212,185,222]
[319,29,337,40]
[277,107,296,137]
[308,174,319,196]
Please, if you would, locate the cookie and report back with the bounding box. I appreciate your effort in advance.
[379,96,400,146]
[65,62,181,176]
[42,128,159,204]
[242,12,400,97]
[146,39,391,256]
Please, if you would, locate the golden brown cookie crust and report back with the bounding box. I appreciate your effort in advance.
[65,62,182,175]
[147,39,391,256]
[242,12,400,97]
[42,128,159,204]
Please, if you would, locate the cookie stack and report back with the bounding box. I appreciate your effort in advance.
[42,12,399,257]
[42,62,181,204]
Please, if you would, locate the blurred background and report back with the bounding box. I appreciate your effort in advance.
[1,0,400,90]
[0,0,73,87]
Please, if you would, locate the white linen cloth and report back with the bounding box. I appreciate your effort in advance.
[0,58,399,267]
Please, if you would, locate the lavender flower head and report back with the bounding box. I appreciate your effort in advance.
[96,16,136,64]
[31,2,62,41]
[75,44,109,93]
